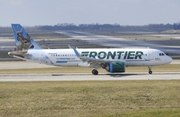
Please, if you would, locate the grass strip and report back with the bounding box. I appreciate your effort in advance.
[0,81,180,117]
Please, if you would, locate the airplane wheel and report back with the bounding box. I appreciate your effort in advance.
[149,71,152,74]
[92,69,98,75]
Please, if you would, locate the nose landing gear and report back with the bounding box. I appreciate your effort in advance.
[148,66,152,74]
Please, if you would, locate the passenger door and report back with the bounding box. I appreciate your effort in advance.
[149,50,154,60]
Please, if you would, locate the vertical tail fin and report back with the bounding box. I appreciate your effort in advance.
[11,24,41,51]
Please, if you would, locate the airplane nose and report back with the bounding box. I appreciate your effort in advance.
[167,56,172,64]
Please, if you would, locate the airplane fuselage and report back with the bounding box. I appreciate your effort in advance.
[25,48,172,67]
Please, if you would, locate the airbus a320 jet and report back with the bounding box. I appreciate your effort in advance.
[8,24,172,75]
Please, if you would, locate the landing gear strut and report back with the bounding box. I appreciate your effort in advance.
[92,69,98,75]
[148,66,152,74]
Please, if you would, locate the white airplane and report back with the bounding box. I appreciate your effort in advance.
[8,24,172,75]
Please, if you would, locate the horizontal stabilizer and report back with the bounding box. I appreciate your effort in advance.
[8,51,31,58]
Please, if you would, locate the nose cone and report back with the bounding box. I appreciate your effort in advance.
[166,56,172,64]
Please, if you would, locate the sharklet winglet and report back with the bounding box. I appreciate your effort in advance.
[70,45,80,57]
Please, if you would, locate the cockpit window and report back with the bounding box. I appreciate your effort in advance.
[159,53,165,56]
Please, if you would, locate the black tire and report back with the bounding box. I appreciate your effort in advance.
[149,71,152,74]
[92,69,98,75]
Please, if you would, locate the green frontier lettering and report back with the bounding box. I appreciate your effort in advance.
[124,51,128,59]
[81,52,89,57]
[98,51,106,59]
[107,51,116,59]
[89,51,97,58]
[135,51,143,59]
[81,51,144,60]
[127,51,135,59]
[117,51,124,59]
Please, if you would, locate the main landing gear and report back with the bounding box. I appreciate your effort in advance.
[92,67,153,75]
[92,69,98,75]
[148,66,152,74]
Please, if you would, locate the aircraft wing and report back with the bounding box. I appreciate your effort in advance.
[70,45,118,68]
[80,55,108,64]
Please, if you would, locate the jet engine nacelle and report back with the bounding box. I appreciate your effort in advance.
[105,62,125,73]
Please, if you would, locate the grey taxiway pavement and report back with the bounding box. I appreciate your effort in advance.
[0,73,180,82]
[0,61,180,82]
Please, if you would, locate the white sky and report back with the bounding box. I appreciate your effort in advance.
[0,0,180,26]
